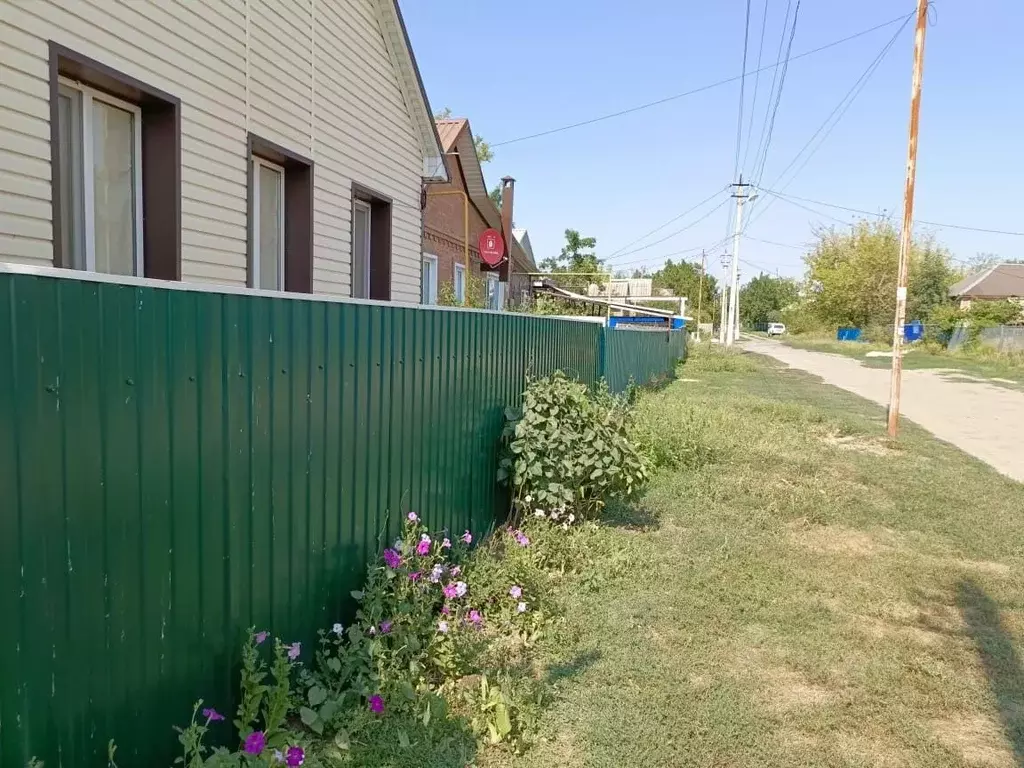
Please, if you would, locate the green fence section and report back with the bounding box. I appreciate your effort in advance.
[0,271,683,767]
[602,327,687,394]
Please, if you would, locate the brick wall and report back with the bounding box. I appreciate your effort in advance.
[422,153,499,306]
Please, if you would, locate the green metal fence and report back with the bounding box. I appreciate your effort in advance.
[602,327,688,394]
[0,270,684,766]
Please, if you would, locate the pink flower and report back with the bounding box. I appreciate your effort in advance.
[509,585,523,599]
[202,707,224,722]
[454,581,468,598]
[383,548,401,569]
[409,571,422,582]
[369,694,385,714]
[467,609,482,625]
[380,620,392,634]
[515,531,530,547]
[286,642,301,660]
[407,512,419,523]
[254,631,269,645]
[244,731,266,755]
[461,530,473,544]
[438,620,449,633]
[449,566,462,577]
[442,583,458,599]
[442,537,452,549]
[416,535,431,556]
[285,746,305,767]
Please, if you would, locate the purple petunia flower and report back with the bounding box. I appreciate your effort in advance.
[454,581,468,598]
[244,731,266,755]
[442,583,458,599]
[383,548,401,569]
[517,602,528,613]
[286,642,301,660]
[379,620,392,634]
[438,620,449,633]
[416,536,431,556]
[467,609,482,625]
[202,707,225,722]
[254,631,269,645]
[442,537,452,549]
[509,585,523,599]
[461,530,473,544]
[515,532,530,547]
[441,605,450,615]
[286,746,305,767]
[407,512,419,523]
[409,571,422,582]
[369,694,385,714]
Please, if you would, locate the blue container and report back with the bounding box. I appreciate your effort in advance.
[837,327,862,342]
[904,321,924,342]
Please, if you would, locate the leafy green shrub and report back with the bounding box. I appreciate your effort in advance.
[498,372,649,524]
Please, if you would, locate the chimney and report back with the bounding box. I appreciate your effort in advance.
[499,176,515,281]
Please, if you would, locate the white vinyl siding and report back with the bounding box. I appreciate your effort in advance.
[0,0,424,300]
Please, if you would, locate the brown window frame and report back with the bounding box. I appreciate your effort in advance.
[351,183,392,301]
[48,41,181,280]
[247,134,314,293]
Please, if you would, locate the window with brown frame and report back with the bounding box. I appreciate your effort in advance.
[246,134,313,293]
[351,184,392,301]
[48,42,181,279]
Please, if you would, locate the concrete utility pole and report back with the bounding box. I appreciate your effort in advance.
[719,253,731,343]
[695,249,706,341]
[725,178,751,346]
[732,266,742,340]
[887,0,930,438]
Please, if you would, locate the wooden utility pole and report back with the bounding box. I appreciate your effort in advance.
[695,249,706,341]
[887,0,930,438]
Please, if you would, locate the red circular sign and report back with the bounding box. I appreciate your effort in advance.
[478,228,505,267]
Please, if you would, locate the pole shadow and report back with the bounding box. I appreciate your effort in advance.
[956,578,1024,766]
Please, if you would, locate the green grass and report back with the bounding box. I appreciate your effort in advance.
[481,345,1024,768]
[781,334,1024,386]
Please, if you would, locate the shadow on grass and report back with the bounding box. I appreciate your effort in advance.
[545,648,602,685]
[601,500,660,532]
[956,578,1024,766]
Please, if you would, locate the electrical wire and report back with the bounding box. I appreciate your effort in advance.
[747,0,792,184]
[490,11,915,148]
[746,236,808,250]
[733,0,755,183]
[607,198,732,262]
[750,0,802,190]
[604,186,729,259]
[612,233,736,270]
[741,0,772,175]
[742,15,912,232]
[762,189,1024,237]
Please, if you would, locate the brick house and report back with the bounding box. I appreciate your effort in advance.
[422,118,533,309]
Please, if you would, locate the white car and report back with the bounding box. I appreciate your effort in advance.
[767,323,786,337]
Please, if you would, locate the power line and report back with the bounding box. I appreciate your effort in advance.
[607,198,732,261]
[741,0,772,174]
[751,0,802,189]
[733,0,755,182]
[612,233,736,270]
[742,16,912,232]
[746,236,807,250]
[764,189,1024,237]
[604,187,729,259]
[490,11,915,148]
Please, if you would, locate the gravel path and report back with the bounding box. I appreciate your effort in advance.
[744,338,1024,483]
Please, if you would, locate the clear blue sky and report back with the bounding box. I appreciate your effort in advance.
[402,0,1020,284]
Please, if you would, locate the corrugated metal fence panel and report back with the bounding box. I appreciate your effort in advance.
[0,273,608,767]
[602,328,687,393]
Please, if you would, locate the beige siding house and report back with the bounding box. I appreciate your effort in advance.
[0,0,446,302]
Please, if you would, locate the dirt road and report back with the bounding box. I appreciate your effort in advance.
[744,338,1024,483]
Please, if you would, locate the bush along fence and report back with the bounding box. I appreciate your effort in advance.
[0,268,686,767]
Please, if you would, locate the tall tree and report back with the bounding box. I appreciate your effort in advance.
[650,259,718,323]
[739,274,800,325]
[806,219,957,329]
[489,183,502,209]
[540,229,603,293]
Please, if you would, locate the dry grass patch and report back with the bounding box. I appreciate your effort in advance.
[932,714,1016,767]
[789,520,894,558]
[731,645,835,714]
[822,432,899,456]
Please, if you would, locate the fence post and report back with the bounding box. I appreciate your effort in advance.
[598,326,607,384]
